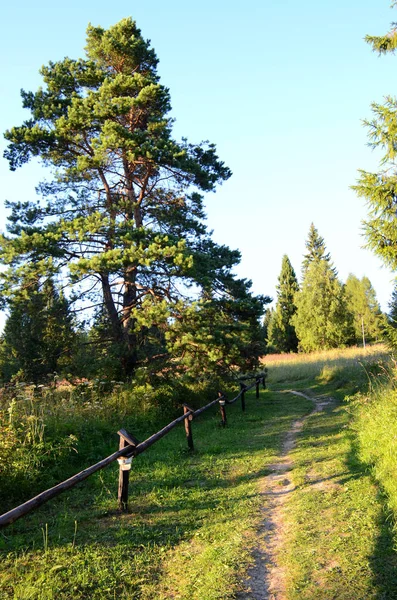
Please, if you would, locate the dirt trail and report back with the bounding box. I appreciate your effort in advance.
[237,391,332,600]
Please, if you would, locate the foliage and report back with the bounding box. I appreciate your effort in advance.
[388,283,397,327]
[302,222,335,275]
[0,278,76,383]
[267,255,299,353]
[292,260,353,352]
[353,6,397,273]
[1,18,265,378]
[344,274,384,345]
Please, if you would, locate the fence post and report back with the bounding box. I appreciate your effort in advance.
[256,378,260,399]
[240,382,246,412]
[218,391,227,427]
[262,374,266,389]
[183,404,194,451]
[117,429,139,512]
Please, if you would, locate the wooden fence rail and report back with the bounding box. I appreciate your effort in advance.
[0,371,267,529]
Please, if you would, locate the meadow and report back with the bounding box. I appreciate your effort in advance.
[1,344,397,598]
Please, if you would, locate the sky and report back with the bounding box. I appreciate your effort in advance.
[1,0,396,321]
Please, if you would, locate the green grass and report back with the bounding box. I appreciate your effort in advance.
[0,386,311,599]
[2,344,397,599]
[263,345,397,599]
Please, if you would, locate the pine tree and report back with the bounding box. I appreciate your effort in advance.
[1,18,266,378]
[267,255,299,353]
[302,223,334,275]
[353,5,397,270]
[344,274,383,345]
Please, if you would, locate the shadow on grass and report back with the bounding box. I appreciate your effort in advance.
[346,437,397,599]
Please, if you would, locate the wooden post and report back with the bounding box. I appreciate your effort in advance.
[240,383,246,412]
[218,391,227,427]
[117,429,139,512]
[262,374,266,389]
[183,404,194,450]
[256,378,260,398]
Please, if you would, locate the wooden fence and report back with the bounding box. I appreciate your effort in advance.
[0,372,267,529]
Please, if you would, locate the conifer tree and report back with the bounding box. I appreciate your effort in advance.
[353,5,397,271]
[302,223,334,275]
[267,255,299,353]
[1,18,266,377]
[388,284,397,327]
[0,278,76,382]
[293,241,352,352]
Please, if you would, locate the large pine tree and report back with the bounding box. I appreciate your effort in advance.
[1,18,267,378]
[267,255,299,352]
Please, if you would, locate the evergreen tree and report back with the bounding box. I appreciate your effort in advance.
[353,5,397,271]
[302,223,334,275]
[0,278,76,382]
[1,18,266,378]
[344,274,383,345]
[388,284,397,327]
[262,307,274,350]
[293,255,352,352]
[267,255,299,352]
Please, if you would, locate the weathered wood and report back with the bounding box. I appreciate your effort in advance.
[218,391,227,427]
[0,371,270,529]
[183,405,194,451]
[0,444,136,529]
[240,383,246,412]
[256,379,260,398]
[118,435,131,511]
[118,428,140,446]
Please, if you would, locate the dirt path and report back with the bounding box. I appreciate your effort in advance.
[237,391,333,600]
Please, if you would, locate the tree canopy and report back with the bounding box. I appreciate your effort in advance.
[2,18,268,380]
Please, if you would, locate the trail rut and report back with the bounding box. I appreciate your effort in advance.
[237,391,333,600]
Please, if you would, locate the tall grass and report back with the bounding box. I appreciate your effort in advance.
[350,368,397,520]
[264,344,389,392]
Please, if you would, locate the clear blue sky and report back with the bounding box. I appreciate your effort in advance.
[1,0,396,319]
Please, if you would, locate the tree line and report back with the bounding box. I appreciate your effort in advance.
[264,223,386,354]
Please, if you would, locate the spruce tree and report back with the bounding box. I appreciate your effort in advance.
[0,278,76,382]
[353,5,397,270]
[389,284,397,327]
[302,223,334,275]
[267,255,299,353]
[293,241,352,352]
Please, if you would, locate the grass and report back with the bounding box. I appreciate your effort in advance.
[2,344,397,599]
[0,383,311,599]
[263,344,397,599]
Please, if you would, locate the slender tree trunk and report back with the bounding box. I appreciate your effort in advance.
[101,273,123,342]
